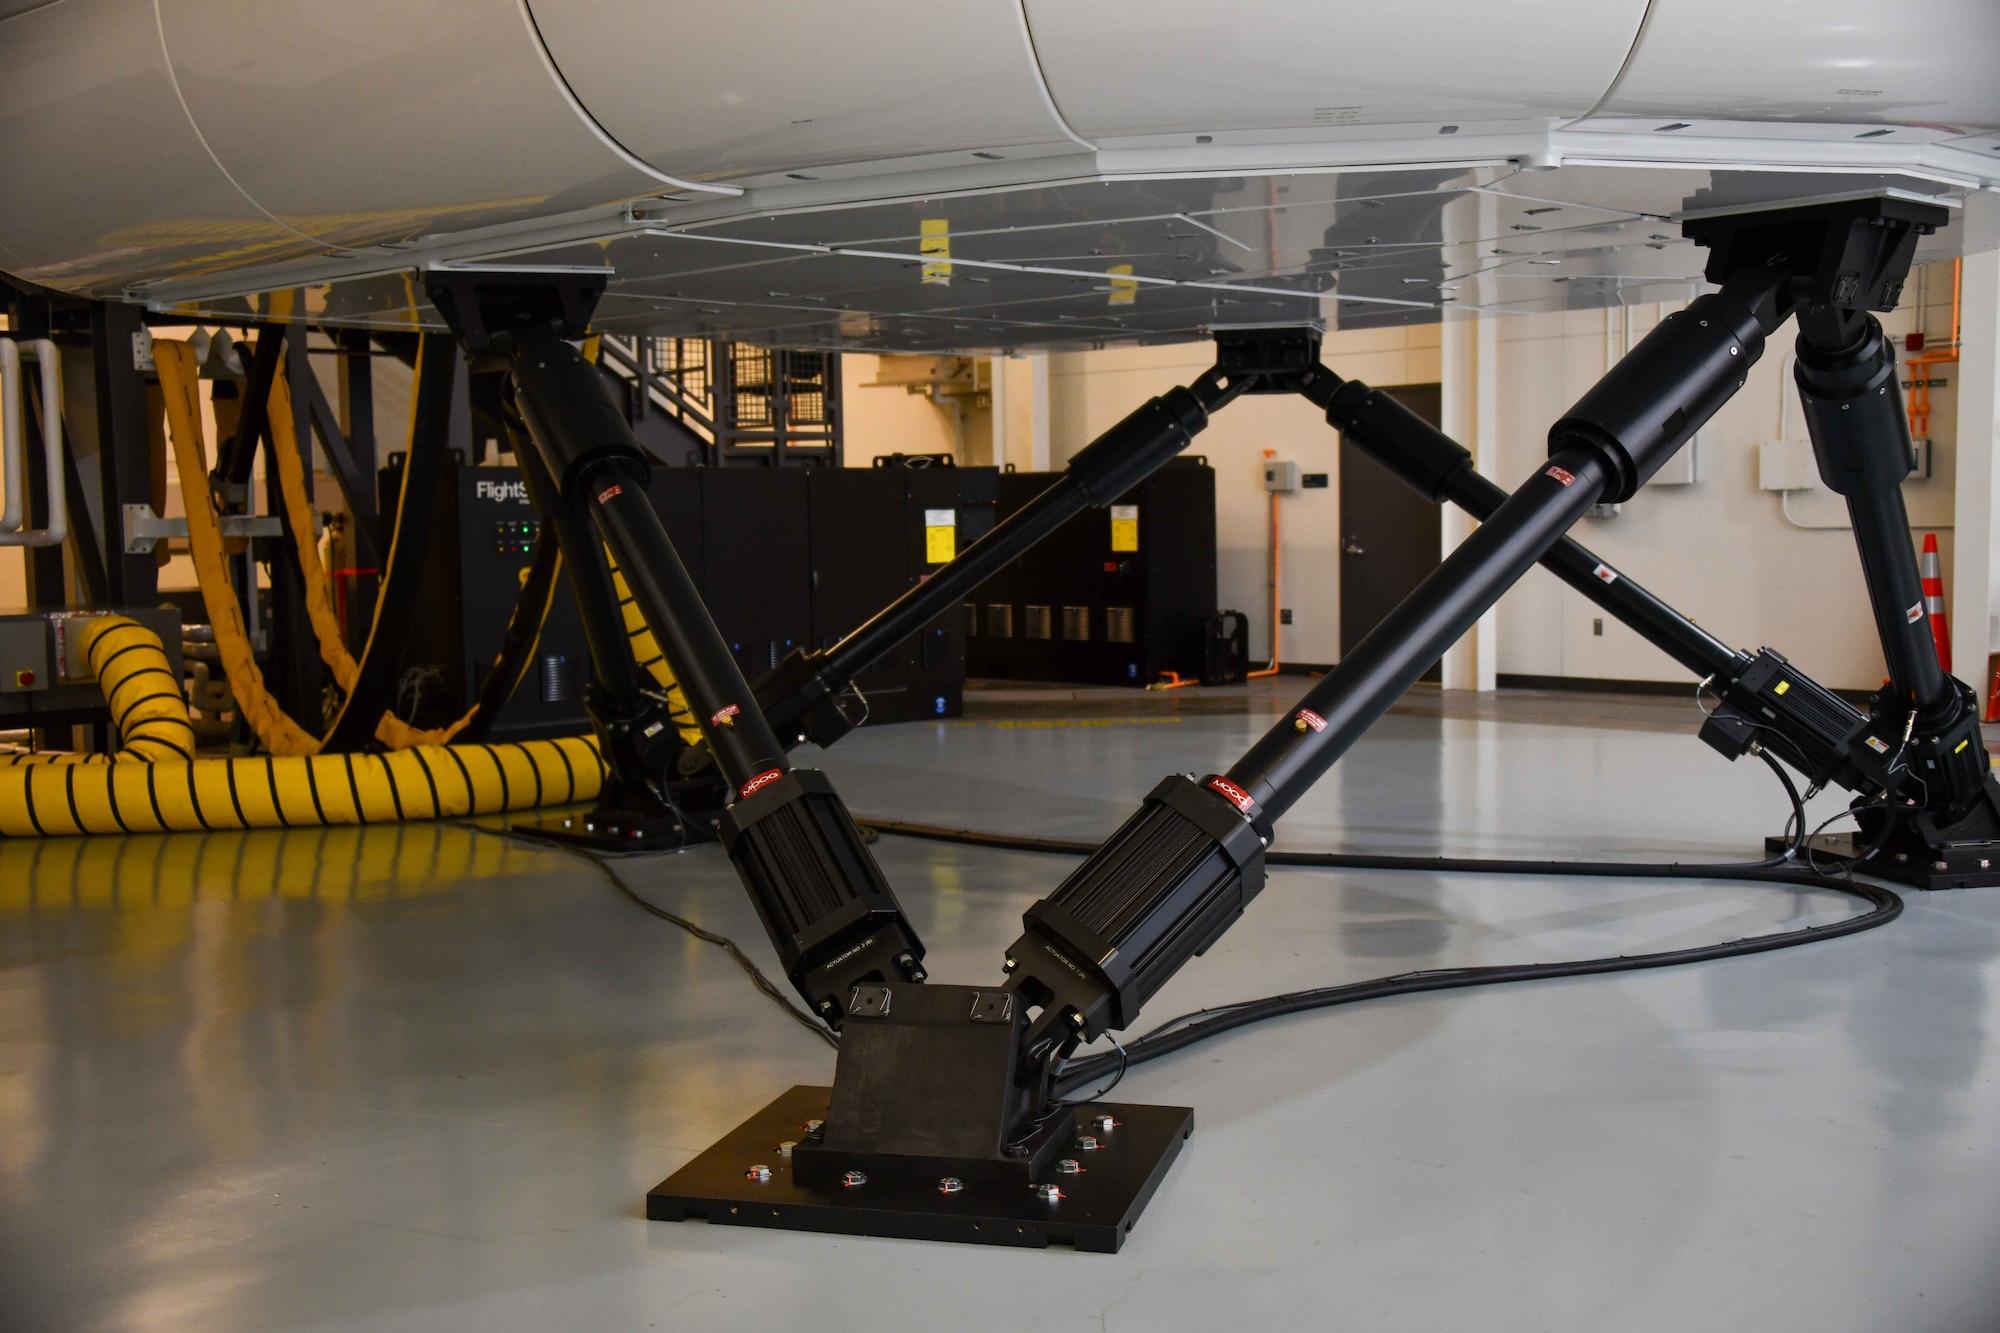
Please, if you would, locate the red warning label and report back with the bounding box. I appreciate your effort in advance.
[1593,563,1618,584]
[596,483,624,504]
[1544,465,1576,487]
[1205,776,1254,812]
[739,769,784,799]
[709,704,740,728]
[1296,708,1327,733]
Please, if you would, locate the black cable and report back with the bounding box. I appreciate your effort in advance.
[584,854,840,1049]
[1757,747,1807,861]
[855,815,1902,1098]
[452,820,838,1049]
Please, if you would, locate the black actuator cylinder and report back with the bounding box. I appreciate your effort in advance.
[1795,317,1945,713]
[1227,447,1612,818]
[506,331,925,1022]
[1324,379,1742,681]
[1550,292,1765,503]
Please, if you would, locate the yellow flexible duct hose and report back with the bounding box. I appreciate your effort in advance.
[265,365,473,748]
[0,615,606,837]
[0,617,197,765]
[0,731,603,837]
[605,555,702,745]
[156,339,324,756]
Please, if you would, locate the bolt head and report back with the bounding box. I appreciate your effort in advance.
[840,1170,868,1188]
[745,1165,772,1182]
[1076,1135,1101,1151]
[1070,1012,1087,1026]
[1092,1113,1117,1133]
[778,1140,797,1157]
[938,1176,965,1194]
[1032,1183,1064,1202]
[1056,1158,1082,1174]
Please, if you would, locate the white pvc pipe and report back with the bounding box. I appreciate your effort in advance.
[0,339,21,534]
[0,339,66,548]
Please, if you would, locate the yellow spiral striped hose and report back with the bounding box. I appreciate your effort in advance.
[0,615,605,837]
[606,556,702,746]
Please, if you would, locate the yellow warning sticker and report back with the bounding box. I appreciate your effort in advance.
[1774,680,1791,695]
[924,508,956,563]
[1110,504,1139,552]
[921,218,952,285]
[1108,263,1138,306]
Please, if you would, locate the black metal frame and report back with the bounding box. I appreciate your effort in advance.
[597,333,843,467]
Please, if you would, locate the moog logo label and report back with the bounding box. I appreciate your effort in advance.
[739,769,784,799]
[475,479,530,504]
[1205,776,1254,812]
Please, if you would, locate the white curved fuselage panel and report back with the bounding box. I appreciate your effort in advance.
[0,0,1992,343]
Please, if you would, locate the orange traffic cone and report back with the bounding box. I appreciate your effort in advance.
[1921,532,1951,671]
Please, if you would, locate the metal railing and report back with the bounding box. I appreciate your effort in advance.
[596,334,842,467]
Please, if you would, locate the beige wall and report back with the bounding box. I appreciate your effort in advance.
[839,354,983,466]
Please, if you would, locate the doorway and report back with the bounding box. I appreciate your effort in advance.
[1339,383,1443,681]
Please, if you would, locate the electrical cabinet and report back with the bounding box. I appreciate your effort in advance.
[382,459,592,740]
[966,458,1216,687]
[390,460,985,739]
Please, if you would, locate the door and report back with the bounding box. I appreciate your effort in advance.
[1339,384,1443,681]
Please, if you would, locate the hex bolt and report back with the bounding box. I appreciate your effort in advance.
[1070,1012,1087,1027]
[840,1170,868,1188]
[1032,1183,1064,1202]
[804,1119,825,1134]
[745,1165,772,1182]
[1055,1158,1082,1174]
[777,1140,797,1158]
[938,1177,965,1194]
[1075,1135,1101,1151]
[1091,1113,1118,1133]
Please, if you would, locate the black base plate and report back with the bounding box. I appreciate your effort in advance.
[1765,831,2000,890]
[509,809,694,853]
[647,1086,1193,1253]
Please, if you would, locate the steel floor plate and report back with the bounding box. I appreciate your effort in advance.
[647,1086,1193,1253]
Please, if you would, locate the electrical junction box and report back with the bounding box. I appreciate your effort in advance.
[0,619,49,693]
[1758,439,1818,491]
[1263,459,1299,493]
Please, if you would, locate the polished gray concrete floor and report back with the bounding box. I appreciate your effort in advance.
[4,692,1999,1331]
